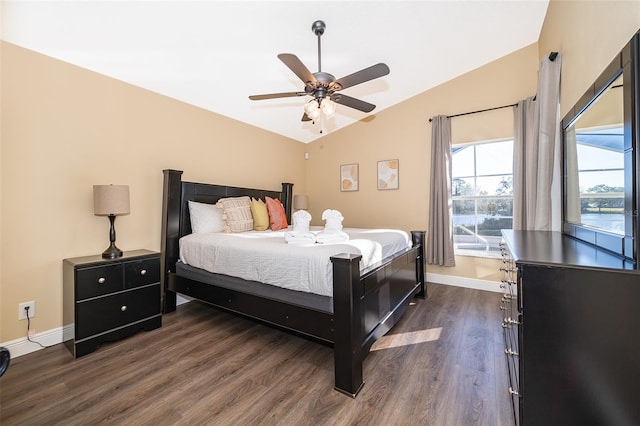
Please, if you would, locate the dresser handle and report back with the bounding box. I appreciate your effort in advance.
[140,269,147,276]
[508,387,520,397]
[120,305,127,312]
[502,322,510,328]
[506,317,521,325]
[504,348,519,356]
[98,277,106,284]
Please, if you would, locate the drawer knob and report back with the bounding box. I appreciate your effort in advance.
[120,305,128,312]
[98,277,106,284]
[140,269,147,276]
[506,317,521,325]
[504,348,519,356]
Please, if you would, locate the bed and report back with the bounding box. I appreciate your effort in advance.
[160,169,426,397]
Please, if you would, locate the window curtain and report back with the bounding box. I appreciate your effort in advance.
[513,54,562,231]
[564,126,581,223]
[427,115,455,266]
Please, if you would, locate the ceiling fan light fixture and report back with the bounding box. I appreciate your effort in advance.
[304,100,321,119]
[321,98,336,117]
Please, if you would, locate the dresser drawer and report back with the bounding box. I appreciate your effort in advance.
[75,284,160,339]
[124,257,160,289]
[76,263,124,300]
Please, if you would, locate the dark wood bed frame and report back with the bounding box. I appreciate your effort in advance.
[160,169,427,397]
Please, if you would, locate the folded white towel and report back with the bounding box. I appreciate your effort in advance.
[292,210,312,232]
[285,230,317,245]
[321,209,344,231]
[316,230,349,244]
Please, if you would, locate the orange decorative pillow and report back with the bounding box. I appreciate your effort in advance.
[265,196,288,231]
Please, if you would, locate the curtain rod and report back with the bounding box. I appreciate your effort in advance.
[428,52,557,123]
[428,102,518,123]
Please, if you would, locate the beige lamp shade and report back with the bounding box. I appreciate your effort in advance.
[93,185,130,216]
[293,194,309,210]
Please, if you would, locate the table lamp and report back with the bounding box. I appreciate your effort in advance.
[93,184,130,259]
[293,194,309,211]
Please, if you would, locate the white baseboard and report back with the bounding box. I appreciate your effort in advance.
[1,325,72,359]
[427,272,502,293]
[3,277,497,360]
[3,296,191,360]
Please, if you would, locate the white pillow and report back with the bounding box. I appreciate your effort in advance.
[188,200,226,233]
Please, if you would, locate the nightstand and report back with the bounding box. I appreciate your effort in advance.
[63,250,162,358]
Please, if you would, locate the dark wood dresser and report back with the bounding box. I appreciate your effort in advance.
[63,250,162,357]
[500,230,639,426]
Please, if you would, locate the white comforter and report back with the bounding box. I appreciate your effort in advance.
[179,227,411,297]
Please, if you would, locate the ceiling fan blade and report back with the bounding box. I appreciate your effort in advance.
[333,63,390,90]
[301,112,312,122]
[278,53,317,84]
[249,92,307,100]
[332,93,376,113]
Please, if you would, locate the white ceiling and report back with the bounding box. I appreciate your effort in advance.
[2,1,549,144]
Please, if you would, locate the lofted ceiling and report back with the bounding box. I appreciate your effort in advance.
[2,1,549,144]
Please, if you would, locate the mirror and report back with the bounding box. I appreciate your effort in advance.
[564,73,624,233]
[562,31,639,260]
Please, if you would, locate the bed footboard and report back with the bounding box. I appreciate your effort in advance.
[331,230,426,397]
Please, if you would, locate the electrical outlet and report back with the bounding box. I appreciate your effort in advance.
[18,301,35,320]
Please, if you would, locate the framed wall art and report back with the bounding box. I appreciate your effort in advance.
[377,159,399,190]
[340,163,359,192]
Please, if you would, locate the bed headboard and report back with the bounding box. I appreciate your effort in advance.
[160,169,293,311]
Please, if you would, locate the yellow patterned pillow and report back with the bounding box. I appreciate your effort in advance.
[216,196,253,232]
[251,198,270,231]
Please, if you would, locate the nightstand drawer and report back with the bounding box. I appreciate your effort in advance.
[75,284,160,339]
[76,264,124,300]
[124,257,160,289]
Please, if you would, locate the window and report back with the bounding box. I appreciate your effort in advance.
[452,139,513,257]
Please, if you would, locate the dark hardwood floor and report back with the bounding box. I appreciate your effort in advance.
[0,283,512,425]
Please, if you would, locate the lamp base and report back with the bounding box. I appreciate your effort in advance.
[102,214,123,259]
[102,243,123,259]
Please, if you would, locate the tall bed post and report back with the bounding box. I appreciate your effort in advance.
[331,253,364,397]
[281,182,293,224]
[161,169,183,313]
[411,231,427,299]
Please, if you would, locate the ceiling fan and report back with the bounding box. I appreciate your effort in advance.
[249,20,390,122]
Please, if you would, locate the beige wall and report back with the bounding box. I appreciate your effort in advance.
[305,1,640,283]
[0,42,306,342]
[2,1,639,345]
[539,0,640,118]
[305,43,540,282]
